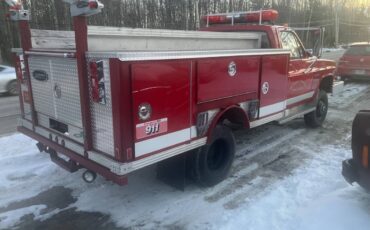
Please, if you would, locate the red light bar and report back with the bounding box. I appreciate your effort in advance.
[202,10,279,25]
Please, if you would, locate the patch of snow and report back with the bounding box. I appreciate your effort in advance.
[0,205,46,229]
[329,83,369,109]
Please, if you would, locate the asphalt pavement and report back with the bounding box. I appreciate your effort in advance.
[0,95,20,136]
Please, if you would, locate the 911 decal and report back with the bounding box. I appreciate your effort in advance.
[136,118,168,140]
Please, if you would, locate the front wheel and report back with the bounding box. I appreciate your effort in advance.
[191,125,235,187]
[304,90,328,128]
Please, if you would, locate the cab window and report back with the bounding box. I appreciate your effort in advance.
[280,31,304,59]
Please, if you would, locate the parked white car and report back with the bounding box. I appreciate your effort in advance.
[0,65,18,95]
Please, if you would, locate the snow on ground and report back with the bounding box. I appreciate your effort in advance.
[329,83,369,109]
[322,47,345,53]
[1,83,370,229]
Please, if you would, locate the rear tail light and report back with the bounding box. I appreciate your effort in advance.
[89,60,106,104]
[88,1,98,9]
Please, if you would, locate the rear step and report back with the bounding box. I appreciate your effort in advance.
[37,142,80,173]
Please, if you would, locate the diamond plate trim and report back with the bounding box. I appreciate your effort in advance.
[28,56,83,128]
[87,59,115,156]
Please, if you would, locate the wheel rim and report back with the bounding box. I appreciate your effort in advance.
[207,139,229,171]
[316,100,327,119]
[8,81,18,95]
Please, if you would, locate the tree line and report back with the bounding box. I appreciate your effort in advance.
[1,0,369,64]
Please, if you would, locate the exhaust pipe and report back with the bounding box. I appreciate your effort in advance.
[82,170,97,183]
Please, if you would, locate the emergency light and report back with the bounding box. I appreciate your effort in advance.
[202,9,279,26]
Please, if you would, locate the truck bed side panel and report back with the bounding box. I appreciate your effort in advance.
[131,60,192,158]
[197,57,260,103]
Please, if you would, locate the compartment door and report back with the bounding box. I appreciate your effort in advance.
[132,60,192,158]
[259,55,289,118]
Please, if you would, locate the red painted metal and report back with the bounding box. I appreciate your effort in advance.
[109,59,130,162]
[18,20,37,127]
[131,60,191,143]
[336,44,370,78]
[201,10,279,25]
[18,126,128,185]
[73,16,93,152]
[197,56,260,103]
[14,54,25,118]
[259,54,290,108]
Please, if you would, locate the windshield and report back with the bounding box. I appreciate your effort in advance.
[345,45,370,56]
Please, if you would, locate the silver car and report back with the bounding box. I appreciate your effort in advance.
[0,65,18,95]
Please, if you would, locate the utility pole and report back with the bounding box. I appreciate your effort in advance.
[335,2,339,47]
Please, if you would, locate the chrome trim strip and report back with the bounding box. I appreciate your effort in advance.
[88,137,207,175]
[287,91,315,106]
[87,49,290,61]
[250,112,284,128]
[25,51,76,58]
[259,101,286,117]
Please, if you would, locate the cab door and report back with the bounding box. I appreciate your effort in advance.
[280,31,314,107]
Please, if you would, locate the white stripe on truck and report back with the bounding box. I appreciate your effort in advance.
[135,127,195,157]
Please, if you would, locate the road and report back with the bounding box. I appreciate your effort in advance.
[0,95,19,136]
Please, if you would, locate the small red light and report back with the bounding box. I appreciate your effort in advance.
[89,62,100,103]
[88,1,98,9]
[23,91,30,103]
[202,9,279,25]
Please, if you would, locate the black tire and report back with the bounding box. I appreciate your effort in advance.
[7,80,18,96]
[304,90,328,128]
[191,125,235,187]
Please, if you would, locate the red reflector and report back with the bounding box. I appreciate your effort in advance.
[23,91,30,103]
[89,62,100,103]
[88,1,98,9]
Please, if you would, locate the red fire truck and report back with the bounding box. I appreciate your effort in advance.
[7,1,341,188]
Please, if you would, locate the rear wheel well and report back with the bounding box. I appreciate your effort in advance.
[320,75,334,93]
[205,106,249,142]
[219,107,249,128]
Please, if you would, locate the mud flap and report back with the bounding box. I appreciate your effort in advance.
[157,153,187,191]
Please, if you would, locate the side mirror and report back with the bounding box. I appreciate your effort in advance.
[305,49,313,57]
